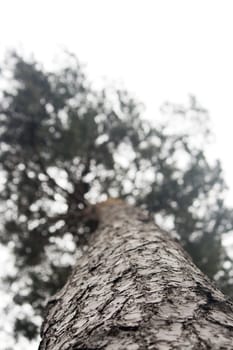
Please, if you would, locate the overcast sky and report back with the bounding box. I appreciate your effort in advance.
[1,1,233,347]
[1,1,233,199]
[1,0,233,185]
[1,1,233,188]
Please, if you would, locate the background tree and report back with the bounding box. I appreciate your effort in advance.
[0,52,232,345]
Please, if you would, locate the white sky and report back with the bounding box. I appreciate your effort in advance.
[0,1,232,175]
[1,1,233,189]
[1,1,233,346]
[1,0,233,191]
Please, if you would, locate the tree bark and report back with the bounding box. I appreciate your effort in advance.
[39,200,233,350]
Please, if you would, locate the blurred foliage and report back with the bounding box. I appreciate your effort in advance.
[0,52,233,343]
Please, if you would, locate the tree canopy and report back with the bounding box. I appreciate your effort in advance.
[0,52,233,344]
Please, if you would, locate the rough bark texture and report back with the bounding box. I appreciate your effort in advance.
[39,200,233,350]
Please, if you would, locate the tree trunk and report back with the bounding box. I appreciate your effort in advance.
[39,200,233,350]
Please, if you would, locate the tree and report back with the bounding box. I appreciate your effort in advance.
[39,200,233,349]
[0,52,233,345]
